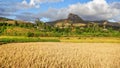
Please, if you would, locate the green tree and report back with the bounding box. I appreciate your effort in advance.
[14,21,19,26]
[27,32,34,37]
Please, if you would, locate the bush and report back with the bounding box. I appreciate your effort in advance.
[27,32,34,37]
[34,32,40,37]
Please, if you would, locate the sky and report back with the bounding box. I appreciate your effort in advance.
[0,0,120,22]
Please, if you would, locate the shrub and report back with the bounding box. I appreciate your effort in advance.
[27,32,34,37]
[34,32,40,37]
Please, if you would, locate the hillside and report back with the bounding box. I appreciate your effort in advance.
[0,17,13,21]
[0,17,38,37]
[0,16,120,37]
[47,13,120,29]
[0,17,33,25]
[48,13,86,25]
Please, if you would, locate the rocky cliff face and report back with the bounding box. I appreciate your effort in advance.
[67,13,84,23]
[48,13,85,25]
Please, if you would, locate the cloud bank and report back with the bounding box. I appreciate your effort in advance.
[38,0,120,21]
[0,1,17,17]
[21,0,64,8]
[0,0,120,22]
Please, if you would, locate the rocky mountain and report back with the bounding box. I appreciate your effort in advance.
[67,13,84,23]
[47,13,109,25]
[0,14,119,29]
[47,13,120,29]
[47,13,86,25]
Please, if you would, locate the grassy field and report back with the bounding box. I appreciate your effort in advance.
[0,36,60,44]
[0,36,120,43]
[60,37,120,43]
[0,42,120,68]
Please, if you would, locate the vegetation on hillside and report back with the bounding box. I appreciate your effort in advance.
[0,19,120,37]
[0,16,120,43]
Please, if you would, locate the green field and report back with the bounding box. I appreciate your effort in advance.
[0,36,60,45]
[0,36,120,45]
[60,37,120,43]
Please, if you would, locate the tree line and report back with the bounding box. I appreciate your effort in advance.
[0,20,120,37]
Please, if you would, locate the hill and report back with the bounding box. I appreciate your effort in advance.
[0,16,120,37]
[0,17,33,25]
[0,17,13,21]
[48,13,86,25]
[47,13,120,29]
[0,17,38,37]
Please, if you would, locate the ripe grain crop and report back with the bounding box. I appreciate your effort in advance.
[0,42,120,68]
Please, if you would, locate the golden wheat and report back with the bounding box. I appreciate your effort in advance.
[0,42,120,68]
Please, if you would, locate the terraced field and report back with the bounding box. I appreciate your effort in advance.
[0,42,120,68]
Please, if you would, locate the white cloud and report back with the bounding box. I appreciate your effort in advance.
[21,0,40,8]
[15,0,120,22]
[21,0,64,8]
[37,0,120,22]
[22,0,27,5]
[38,8,69,21]
[111,2,120,9]
[111,15,120,22]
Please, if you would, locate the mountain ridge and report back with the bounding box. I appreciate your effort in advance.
[47,13,108,25]
[46,13,120,29]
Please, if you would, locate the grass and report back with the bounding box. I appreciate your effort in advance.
[0,36,60,44]
[60,37,120,43]
[2,26,36,36]
[0,36,120,44]
[0,42,120,68]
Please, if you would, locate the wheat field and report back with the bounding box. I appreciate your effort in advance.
[0,42,120,68]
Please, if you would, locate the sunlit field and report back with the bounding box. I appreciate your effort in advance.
[0,42,120,68]
[0,36,120,44]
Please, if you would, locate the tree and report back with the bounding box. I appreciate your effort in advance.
[62,23,65,28]
[27,32,34,37]
[35,18,46,31]
[75,27,82,34]
[14,21,19,26]
[103,21,107,29]
[0,26,6,34]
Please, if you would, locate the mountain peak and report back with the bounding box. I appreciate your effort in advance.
[67,13,84,23]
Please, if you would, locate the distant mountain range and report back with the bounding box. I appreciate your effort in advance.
[0,17,31,24]
[0,13,120,29]
[47,13,120,29]
[47,13,108,24]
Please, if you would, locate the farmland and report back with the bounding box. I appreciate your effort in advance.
[0,36,120,44]
[0,42,120,68]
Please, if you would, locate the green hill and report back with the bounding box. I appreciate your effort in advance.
[0,15,120,37]
[47,13,120,30]
[0,17,13,21]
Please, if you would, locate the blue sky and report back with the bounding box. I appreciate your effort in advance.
[0,0,120,22]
